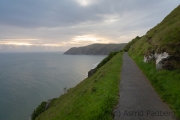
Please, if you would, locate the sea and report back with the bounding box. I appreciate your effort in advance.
[0,52,106,120]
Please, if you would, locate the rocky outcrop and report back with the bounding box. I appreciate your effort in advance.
[143,53,154,63]
[143,52,174,70]
[45,99,52,110]
[154,52,169,70]
[88,68,96,77]
[143,49,155,63]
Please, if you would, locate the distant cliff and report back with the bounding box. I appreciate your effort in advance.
[64,43,126,55]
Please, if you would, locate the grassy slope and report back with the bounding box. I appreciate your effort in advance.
[129,5,180,56]
[123,36,141,52]
[36,52,123,120]
[128,5,180,119]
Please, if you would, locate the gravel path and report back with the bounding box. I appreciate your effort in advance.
[114,52,176,120]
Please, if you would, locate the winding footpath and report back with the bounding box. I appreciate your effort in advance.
[114,53,176,120]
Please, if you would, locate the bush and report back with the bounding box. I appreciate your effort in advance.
[123,36,141,52]
[95,52,118,71]
[31,101,46,120]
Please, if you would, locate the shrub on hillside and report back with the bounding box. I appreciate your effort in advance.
[95,52,118,70]
[88,52,119,77]
[123,36,141,52]
[31,101,46,120]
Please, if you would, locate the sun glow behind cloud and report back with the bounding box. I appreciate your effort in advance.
[0,39,38,46]
[70,35,110,45]
[0,40,68,52]
[75,0,97,6]
[0,38,66,47]
[4,42,32,46]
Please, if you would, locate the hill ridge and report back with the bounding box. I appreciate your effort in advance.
[64,43,126,55]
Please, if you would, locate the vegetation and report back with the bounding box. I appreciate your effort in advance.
[129,5,180,55]
[34,52,123,120]
[31,101,46,120]
[88,52,119,77]
[94,52,119,72]
[123,36,141,52]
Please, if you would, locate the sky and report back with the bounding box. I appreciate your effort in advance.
[0,0,179,52]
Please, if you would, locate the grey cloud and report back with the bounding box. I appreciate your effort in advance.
[0,0,179,52]
[0,0,106,27]
[0,0,170,28]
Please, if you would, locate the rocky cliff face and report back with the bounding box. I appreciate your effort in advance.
[64,43,126,55]
[144,52,171,70]
[88,68,96,77]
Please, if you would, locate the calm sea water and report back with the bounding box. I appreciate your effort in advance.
[0,52,106,120]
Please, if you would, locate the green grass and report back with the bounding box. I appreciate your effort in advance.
[35,52,123,120]
[123,36,141,52]
[129,53,180,119]
[129,5,180,69]
[31,102,46,120]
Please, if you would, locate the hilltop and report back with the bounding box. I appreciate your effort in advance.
[64,43,126,55]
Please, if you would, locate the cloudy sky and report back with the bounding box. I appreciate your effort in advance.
[0,0,179,52]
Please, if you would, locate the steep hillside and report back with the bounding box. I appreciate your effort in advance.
[129,5,180,70]
[127,5,180,118]
[64,43,126,55]
[32,52,123,120]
